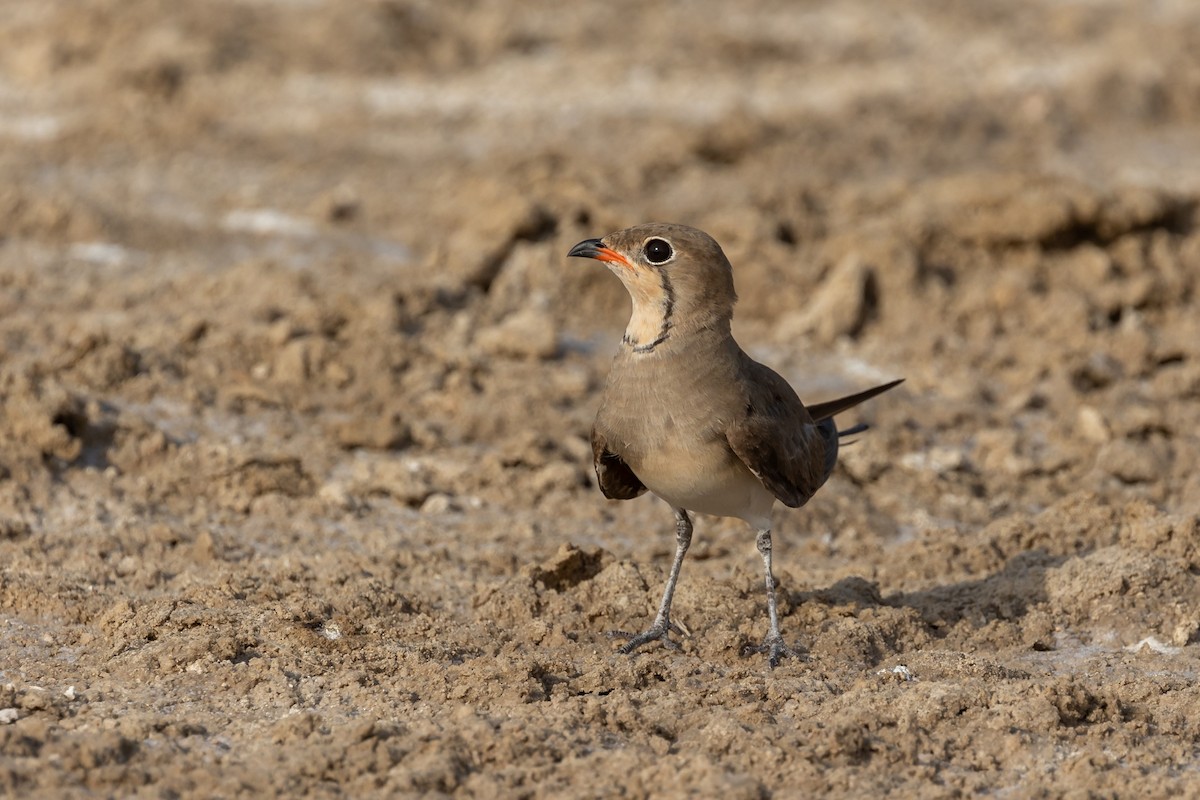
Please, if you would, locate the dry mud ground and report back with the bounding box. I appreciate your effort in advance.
[2,1,1200,797]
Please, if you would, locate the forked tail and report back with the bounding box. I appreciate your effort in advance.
[811,378,904,478]
[807,378,905,423]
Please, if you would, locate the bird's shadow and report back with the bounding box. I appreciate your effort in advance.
[790,547,1072,637]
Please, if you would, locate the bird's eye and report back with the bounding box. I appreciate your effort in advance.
[644,238,673,264]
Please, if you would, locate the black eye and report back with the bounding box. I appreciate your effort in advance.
[644,238,673,264]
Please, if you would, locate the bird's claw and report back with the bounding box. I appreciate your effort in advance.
[742,634,799,668]
[608,621,684,654]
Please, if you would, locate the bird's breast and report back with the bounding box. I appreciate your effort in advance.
[597,395,775,528]
[637,438,775,529]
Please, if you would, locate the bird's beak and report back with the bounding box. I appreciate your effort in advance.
[567,238,631,267]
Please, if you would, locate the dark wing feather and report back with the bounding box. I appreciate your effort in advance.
[724,360,830,509]
[591,428,647,500]
[727,370,904,508]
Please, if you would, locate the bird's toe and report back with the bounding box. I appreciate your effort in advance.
[742,634,802,668]
[609,621,683,655]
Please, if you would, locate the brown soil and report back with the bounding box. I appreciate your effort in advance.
[3,1,1200,797]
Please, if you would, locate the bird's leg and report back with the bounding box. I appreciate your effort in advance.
[745,528,797,668]
[613,509,692,655]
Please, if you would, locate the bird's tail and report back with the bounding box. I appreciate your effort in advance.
[812,379,904,478]
[806,378,904,423]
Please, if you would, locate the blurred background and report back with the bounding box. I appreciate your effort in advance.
[2,1,1199,796]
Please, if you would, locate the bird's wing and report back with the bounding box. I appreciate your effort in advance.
[591,428,647,500]
[723,360,829,509]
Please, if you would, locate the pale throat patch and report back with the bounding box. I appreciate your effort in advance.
[615,266,675,353]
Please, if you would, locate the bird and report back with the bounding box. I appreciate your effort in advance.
[567,222,903,667]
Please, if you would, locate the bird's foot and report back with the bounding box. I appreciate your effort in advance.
[608,620,685,655]
[742,634,799,668]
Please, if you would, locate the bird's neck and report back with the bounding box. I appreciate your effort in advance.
[623,297,675,353]
[623,301,733,356]
[612,264,677,354]
[614,265,734,355]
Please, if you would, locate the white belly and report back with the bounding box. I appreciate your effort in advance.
[636,442,777,531]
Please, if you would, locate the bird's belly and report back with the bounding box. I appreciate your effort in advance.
[634,441,776,530]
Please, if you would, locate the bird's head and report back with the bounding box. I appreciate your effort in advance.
[567,223,737,350]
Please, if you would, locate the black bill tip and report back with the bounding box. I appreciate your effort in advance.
[567,238,605,259]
